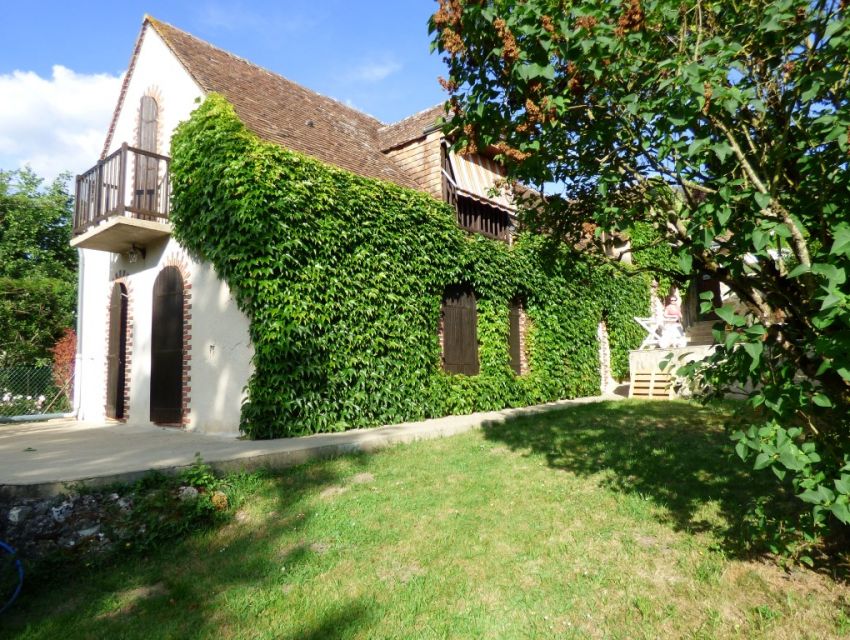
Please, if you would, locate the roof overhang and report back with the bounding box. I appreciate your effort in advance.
[448,151,516,214]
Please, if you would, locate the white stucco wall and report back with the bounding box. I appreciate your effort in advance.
[105,25,204,158]
[76,23,253,435]
[110,238,253,435]
[76,248,111,423]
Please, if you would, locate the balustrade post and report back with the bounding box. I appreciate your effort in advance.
[118,143,128,217]
[163,157,171,219]
[74,174,82,232]
[94,159,104,220]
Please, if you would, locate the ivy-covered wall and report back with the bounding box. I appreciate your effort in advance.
[170,95,650,438]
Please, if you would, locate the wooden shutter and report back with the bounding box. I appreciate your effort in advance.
[151,267,183,424]
[509,300,522,375]
[135,96,159,211]
[106,282,128,419]
[137,96,158,151]
[442,286,479,375]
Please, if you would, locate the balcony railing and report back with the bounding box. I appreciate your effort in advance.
[74,143,171,236]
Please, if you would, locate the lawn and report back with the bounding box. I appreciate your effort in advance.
[3,400,848,639]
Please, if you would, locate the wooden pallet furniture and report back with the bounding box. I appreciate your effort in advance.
[628,369,674,399]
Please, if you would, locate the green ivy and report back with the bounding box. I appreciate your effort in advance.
[170,95,653,438]
[628,221,681,298]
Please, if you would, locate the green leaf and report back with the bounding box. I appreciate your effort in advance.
[712,141,734,162]
[517,63,555,81]
[753,452,773,470]
[830,223,850,257]
[830,501,850,525]
[753,192,771,210]
[835,476,850,496]
[779,450,804,471]
[714,305,741,325]
[798,489,825,505]
[743,341,763,371]
[752,227,769,251]
[787,264,810,278]
[812,393,833,408]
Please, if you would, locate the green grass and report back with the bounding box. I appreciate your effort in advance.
[3,400,849,639]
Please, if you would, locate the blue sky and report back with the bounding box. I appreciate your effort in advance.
[0,1,446,180]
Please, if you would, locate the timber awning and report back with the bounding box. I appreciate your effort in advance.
[447,152,516,214]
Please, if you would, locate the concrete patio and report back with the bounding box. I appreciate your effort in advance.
[0,395,614,498]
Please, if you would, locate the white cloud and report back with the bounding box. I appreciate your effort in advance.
[343,58,403,84]
[0,65,122,182]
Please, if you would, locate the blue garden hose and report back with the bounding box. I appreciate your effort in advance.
[0,540,23,615]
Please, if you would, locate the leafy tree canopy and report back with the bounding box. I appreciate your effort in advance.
[431,0,850,555]
[0,167,76,281]
[0,168,77,366]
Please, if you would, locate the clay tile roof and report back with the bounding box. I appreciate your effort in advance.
[378,104,447,151]
[141,17,420,190]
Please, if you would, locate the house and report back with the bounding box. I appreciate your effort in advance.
[70,16,536,435]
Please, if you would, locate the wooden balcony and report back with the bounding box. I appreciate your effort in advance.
[71,143,172,253]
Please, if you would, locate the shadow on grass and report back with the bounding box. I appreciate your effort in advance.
[483,399,792,557]
[1,457,377,639]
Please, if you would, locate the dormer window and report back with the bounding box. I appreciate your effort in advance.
[441,143,515,242]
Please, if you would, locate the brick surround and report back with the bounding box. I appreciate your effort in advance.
[597,320,615,394]
[130,86,165,154]
[163,255,193,426]
[517,305,530,376]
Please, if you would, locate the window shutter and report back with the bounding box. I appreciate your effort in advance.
[135,96,159,211]
[442,286,479,375]
[137,96,158,152]
[509,300,522,375]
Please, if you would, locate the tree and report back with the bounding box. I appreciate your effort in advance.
[0,168,77,366]
[431,0,850,552]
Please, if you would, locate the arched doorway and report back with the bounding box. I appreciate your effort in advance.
[106,282,128,419]
[151,266,183,424]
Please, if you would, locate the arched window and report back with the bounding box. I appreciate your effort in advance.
[442,285,479,375]
[151,266,184,424]
[134,96,159,211]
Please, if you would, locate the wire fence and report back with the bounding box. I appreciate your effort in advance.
[0,365,74,419]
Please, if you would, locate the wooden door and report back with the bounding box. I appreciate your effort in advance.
[150,267,183,424]
[134,96,158,212]
[106,282,128,419]
[442,286,479,375]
